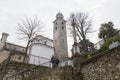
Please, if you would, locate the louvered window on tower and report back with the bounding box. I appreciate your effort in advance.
[62,26,64,30]
[56,27,57,30]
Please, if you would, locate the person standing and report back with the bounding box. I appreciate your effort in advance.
[56,58,60,67]
[51,55,56,68]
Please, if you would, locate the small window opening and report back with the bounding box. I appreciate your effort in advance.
[18,56,22,60]
[44,41,47,45]
[62,26,64,30]
[56,27,57,30]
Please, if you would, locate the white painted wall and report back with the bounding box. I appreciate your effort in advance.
[28,43,54,67]
[59,59,73,67]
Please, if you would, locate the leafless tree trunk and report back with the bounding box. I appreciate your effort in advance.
[17,17,44,63]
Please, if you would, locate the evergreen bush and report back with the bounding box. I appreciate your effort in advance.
[99,36,120,52]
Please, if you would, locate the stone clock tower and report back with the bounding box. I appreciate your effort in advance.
[53,12,68,59]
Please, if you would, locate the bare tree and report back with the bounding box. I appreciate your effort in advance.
[69,12,92,52]
[17,17,44,62]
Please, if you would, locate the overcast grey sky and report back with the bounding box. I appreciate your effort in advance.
[0,0,120,55]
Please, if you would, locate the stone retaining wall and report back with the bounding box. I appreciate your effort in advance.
[81,46,120,80]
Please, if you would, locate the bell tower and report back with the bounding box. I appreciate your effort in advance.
[53,12,68,59]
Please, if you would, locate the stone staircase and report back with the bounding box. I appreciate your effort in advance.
[2,55,74,80]
[5,65,74,80]
[39,66,73,80]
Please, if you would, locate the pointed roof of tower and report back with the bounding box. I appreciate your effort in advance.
[53,12,66,23]
[56,12,64,18]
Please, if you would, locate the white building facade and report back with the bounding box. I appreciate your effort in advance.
[28,35,54,67]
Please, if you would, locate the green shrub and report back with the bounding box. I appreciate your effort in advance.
[82,36,120,59]
[99,36,120,52]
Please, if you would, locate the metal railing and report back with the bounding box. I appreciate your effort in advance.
[6,60,52,80]
[59,58,73,67]
[28,54,51,67]
[6,57,73,80]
